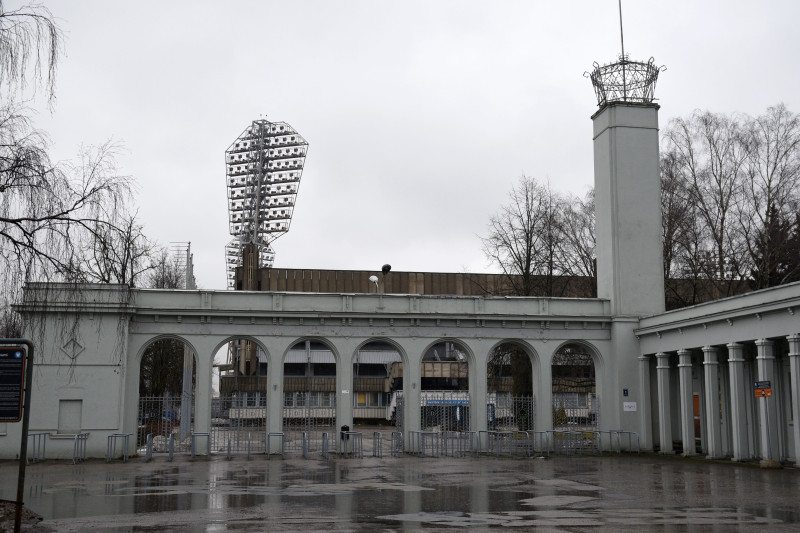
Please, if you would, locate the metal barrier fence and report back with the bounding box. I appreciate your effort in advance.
[72,433,89,464]
[137,395,194,454]
[27,432,48,464]
[211,395,267,456]
[282,400,336,455]
[548,430,601,455]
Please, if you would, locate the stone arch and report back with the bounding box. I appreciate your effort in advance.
[549,340,603,430]
[281,337,339,453]
[210,336,270,365]
[419,338,473,431]
[486,339,541,392]
[486,340,539,431]
[420,338,475,367]
[211,335,272,452]
[135,334,200,453]
[282,336,340,365]
[351,338,408,428]
[135,334,201,365]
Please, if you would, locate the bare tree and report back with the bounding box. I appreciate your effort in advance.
[663,111,749,297]
[482,175,570,296]
[147,248,186,289]
[561,188,596,296]
[0,1,61,105]
[740,104,800,289]
[0,119,133,278]
[80,214,153,286]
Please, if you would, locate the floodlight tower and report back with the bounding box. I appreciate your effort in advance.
[224,119,308,289]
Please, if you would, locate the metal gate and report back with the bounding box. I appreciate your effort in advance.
[420,391,470,432]
[488,394,535,431]
[282,393,336,454]
[552,392,599,453]
[211,394,267,455]
[137,395,194,453]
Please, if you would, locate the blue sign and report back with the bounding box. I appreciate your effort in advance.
[426,399,469,406]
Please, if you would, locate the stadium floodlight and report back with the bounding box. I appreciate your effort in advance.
[224,119,308,289]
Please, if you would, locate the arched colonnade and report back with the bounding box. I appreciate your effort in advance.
[123,331,611,451]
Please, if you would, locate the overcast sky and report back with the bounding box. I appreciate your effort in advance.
[18,0,800,290]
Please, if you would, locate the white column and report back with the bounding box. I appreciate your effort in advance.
[677,349,695,456]
[702,346,723,458]
[755,339,778,461]
[638,355,653,450]
[193,344,213,436]
[787,334,800,464]
[656,352,673,454]
[727,342,749,461]
[179,346,194,441]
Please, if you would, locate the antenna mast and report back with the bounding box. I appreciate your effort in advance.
[618,0,627,99]
[618,0,625,59]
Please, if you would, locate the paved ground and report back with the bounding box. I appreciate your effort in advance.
[1,452,799,532]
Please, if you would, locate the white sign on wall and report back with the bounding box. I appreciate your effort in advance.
[623,402,637,412]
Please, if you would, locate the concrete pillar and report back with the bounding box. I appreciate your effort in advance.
[336,343,354,436]
[656,352,673,454]
[264,337,291,448]
[702,346,723,458]
[787,334,800,464]
[404,353,422,438]
[592,103,665,316]
[719,362,732,456]
[755,339,778,461]
[638,354,653,450]
[727,342,749,461]
[193,344,213,436]
[179,347,194,441]
[677,349,695,456]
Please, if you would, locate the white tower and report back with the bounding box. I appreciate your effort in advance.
[589,56,665,316]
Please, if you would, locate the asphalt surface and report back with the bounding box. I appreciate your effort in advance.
[1,452,799,532]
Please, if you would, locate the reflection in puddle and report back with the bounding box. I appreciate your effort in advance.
[4,456,797,531]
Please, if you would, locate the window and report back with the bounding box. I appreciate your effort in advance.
[58,400,82,434]
[284,392,294,407]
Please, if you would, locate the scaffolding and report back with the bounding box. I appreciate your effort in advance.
[224,119,309,289]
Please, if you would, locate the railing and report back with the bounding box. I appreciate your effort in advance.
[27,432,48,464]
[106,433,133,463]
[73,433,89,464]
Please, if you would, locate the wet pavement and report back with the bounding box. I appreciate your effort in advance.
[1,453,799,532]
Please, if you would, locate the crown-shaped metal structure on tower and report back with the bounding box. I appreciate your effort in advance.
[586,54,665,108]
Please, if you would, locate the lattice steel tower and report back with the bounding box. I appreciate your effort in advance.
[224,119,308,289]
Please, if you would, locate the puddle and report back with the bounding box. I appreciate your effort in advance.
[2,456,798,531]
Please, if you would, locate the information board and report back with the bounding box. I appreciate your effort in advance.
[0,346,26,422]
